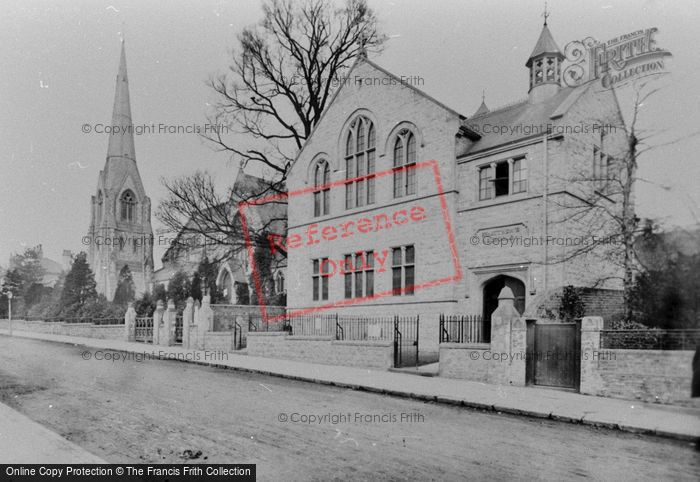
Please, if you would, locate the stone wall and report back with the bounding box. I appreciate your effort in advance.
[247,332,394,370]
[0,319,124,340]
[203,331,236,353]
[587,349,695,406]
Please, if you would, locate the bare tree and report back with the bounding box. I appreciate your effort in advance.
[550,80,698,320]
[157,0,384,259]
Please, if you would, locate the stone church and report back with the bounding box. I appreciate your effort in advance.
[87,42,154,300]
[285,20,627,353]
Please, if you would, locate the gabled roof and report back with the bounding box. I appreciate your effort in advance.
[290,56,474,170]
[526,24,564,67]
[459,82,592,156]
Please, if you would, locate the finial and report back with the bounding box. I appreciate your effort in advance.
[482,89,485,103]
[120,21,125,43]
[542,1,550,26]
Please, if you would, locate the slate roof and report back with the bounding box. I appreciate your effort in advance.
[458,82,591,157]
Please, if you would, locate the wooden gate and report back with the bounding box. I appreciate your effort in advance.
[526,321,580,391]
[393,316,419,368]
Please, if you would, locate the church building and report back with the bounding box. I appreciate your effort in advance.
[284,20,627,354]
[87,41,154,300]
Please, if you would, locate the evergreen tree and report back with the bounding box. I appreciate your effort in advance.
[60,252,98,314]
[113,266,136,306]
[197,256,219,301]
[190,271,203,301]
[167,270,191,309]
[153,283,167,303]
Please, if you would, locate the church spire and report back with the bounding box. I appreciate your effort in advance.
[106,40,135,162]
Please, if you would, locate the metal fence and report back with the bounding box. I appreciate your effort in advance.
[135,317,153,343]
[600,329,700,350]
[439,314,488,344]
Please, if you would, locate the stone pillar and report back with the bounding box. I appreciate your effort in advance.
[579,316,604,395]
[152,300,165,345]
[124,303,137,342]
[490,287,524,385]
[510,317,527,386]
[197,295,213,351]
[159,299,176,346]
[182,297,194,349]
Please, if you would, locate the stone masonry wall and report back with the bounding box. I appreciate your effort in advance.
[584,349,696,406]
[0,319,124,340]
[247,332,394,369]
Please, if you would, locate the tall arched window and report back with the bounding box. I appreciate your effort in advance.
[275,271,285,294]
[120,190,136,222]
[393,129,416,198]
[344,116,375,209]
[97,191,103,222]
[313,160,330,217]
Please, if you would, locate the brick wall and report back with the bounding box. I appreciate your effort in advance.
[247,332,394,369]
[0,319,124,340]
[584,349,696,406]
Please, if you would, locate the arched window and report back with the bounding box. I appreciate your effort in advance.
[344,116,375,209]
[313,160,330,217]
[120,190,136,222]
[275,272,285,294]
[393,129,417,198]
[97,191,103,222]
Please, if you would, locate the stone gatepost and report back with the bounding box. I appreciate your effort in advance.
[124,303,137,342]
[153,300,165,345]
[579,316,604,395]
[182,297,194,349]
[159,299,176,346]
[490,287,525,386]
[197,295,213,351]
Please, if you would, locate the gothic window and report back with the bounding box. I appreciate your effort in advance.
[313,160,330,217]
[120,190,136,222]
[345,116,376,209]
[97,191,103,222]
[275,272,285,294]
[393,129,417,198]
[546,58,555,81]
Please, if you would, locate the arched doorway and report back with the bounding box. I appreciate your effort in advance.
[483,275,526,340]
[218,269,233,303]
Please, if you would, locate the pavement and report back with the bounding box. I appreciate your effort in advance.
[2,328,699,444]
[0,401,106,463]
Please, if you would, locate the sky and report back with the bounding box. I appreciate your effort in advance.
[1,0,699,269]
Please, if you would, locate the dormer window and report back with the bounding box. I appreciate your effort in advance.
[120,190,136,222]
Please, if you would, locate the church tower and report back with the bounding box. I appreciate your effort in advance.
[526,16,564,103]
[87,41,153,300]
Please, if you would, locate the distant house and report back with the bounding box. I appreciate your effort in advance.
[154,170,287,305]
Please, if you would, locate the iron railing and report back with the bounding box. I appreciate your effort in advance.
[600,329,700,350]
[439,314,488,344]
[135,317,153,342]
[175,315,184,344]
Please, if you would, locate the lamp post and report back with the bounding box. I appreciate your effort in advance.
[7,291,13,336]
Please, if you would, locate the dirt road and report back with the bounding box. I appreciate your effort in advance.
[0,336,697,480]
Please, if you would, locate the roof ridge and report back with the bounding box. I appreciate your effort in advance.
[468,96,529,119]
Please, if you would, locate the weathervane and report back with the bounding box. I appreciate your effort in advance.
[543,1,550,26]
